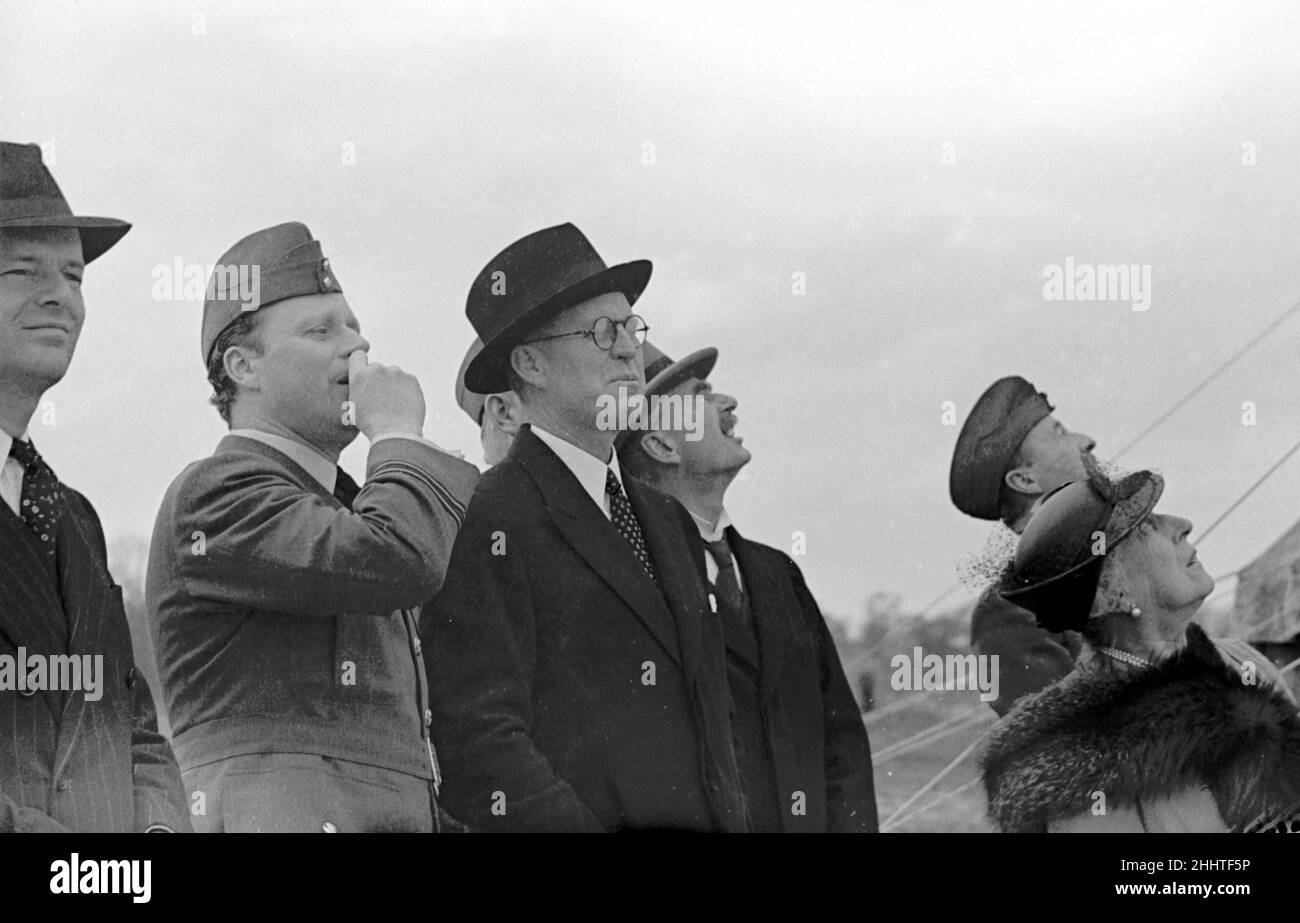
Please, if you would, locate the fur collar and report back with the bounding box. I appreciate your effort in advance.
[981,623,1300,832]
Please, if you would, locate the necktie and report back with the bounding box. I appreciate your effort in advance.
[703,536,748,629]
[333,467,361,509]
[8,438,65,559]
[605,469,657,583]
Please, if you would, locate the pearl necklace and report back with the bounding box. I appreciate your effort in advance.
[1100,647,1152,668]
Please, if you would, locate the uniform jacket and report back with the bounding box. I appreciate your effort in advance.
[970,587,1081,716]
[981,623,1300,832]
[423,425,748,832]
[704,526,878,832]
[0,487,189,832]
[146,434,477,831]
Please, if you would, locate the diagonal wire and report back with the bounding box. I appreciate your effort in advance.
[881,735,985,830]
[1114,296,1300,461]
[882,775,983,832]
[872,707,988,765]
[1194,432,1300,547]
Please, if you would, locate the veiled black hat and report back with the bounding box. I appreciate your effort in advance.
[1001,465,1163,633]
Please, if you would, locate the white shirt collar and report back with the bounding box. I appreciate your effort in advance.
[530,424,623,515]
[689,508,733,543]
[229,428,338,494]
[1,428,32,460]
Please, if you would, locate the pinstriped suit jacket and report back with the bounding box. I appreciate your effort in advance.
[0,487,190,832]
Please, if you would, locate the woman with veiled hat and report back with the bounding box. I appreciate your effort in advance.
[980,466,1300,832]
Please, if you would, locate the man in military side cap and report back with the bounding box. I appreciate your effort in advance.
[617,343,878,831]
[455,337,526,467]
[949,375,1096,716]
[146,221,479,831]
[0,141,189,832]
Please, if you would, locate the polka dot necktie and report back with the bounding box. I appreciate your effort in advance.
[8,438,66,559]
[605,468,657,583]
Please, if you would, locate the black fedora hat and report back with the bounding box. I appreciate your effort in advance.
[463,223,652,394]
[0,142,130,263]
[1000,465,1163,633]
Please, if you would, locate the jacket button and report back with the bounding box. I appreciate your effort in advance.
[125,667,138,689]
[424,708,432,728]
[322,822,337,833]
[57,779,71,793]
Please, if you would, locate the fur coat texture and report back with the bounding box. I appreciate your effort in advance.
[981,623,1300,832]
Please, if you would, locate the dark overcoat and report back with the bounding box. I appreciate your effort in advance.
[424,425,748,832]
[713,526,878,831]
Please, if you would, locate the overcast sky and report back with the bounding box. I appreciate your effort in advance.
[6,0,1300,630]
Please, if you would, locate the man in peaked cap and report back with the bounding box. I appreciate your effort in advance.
[0,141,189,832]
[425,223,750,831]
[617,343,878,832]
[455,337,526,467]
[949,375,1096,716]
[146,221,479,832]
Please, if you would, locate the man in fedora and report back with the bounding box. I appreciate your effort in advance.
[455,337,526,467]
[617,343,878,831]
[424,223,748,831]
[949,375,1096,715]
[146,221,479,832]
[0,141,189,832]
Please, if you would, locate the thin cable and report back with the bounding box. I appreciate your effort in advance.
[862,695,929,727]
[882,775,983,832]
[1194,433,1300,547]
[917,581,965,619]
[872,709,989,765]
[1114,297,1300,460]
[881,735,984,830]
[871,706,982,764]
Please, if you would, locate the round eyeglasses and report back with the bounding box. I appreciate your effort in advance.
[522,314,649,351]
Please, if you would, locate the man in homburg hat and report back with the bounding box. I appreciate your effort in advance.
[949,375,1096,715]
[617,343,878,831]
[0,142,189,831]
[424,223,749,831]
[147,221,479,831]
[455,336,526,467]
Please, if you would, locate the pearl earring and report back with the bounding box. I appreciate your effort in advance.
[1130,605,1142,618]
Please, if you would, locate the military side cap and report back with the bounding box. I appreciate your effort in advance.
[0,141,130,263]
[201,221,341,367]
[949,376,1054,520]
[456,337,489,424]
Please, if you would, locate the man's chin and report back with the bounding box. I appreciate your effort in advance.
[8,356,72,392]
